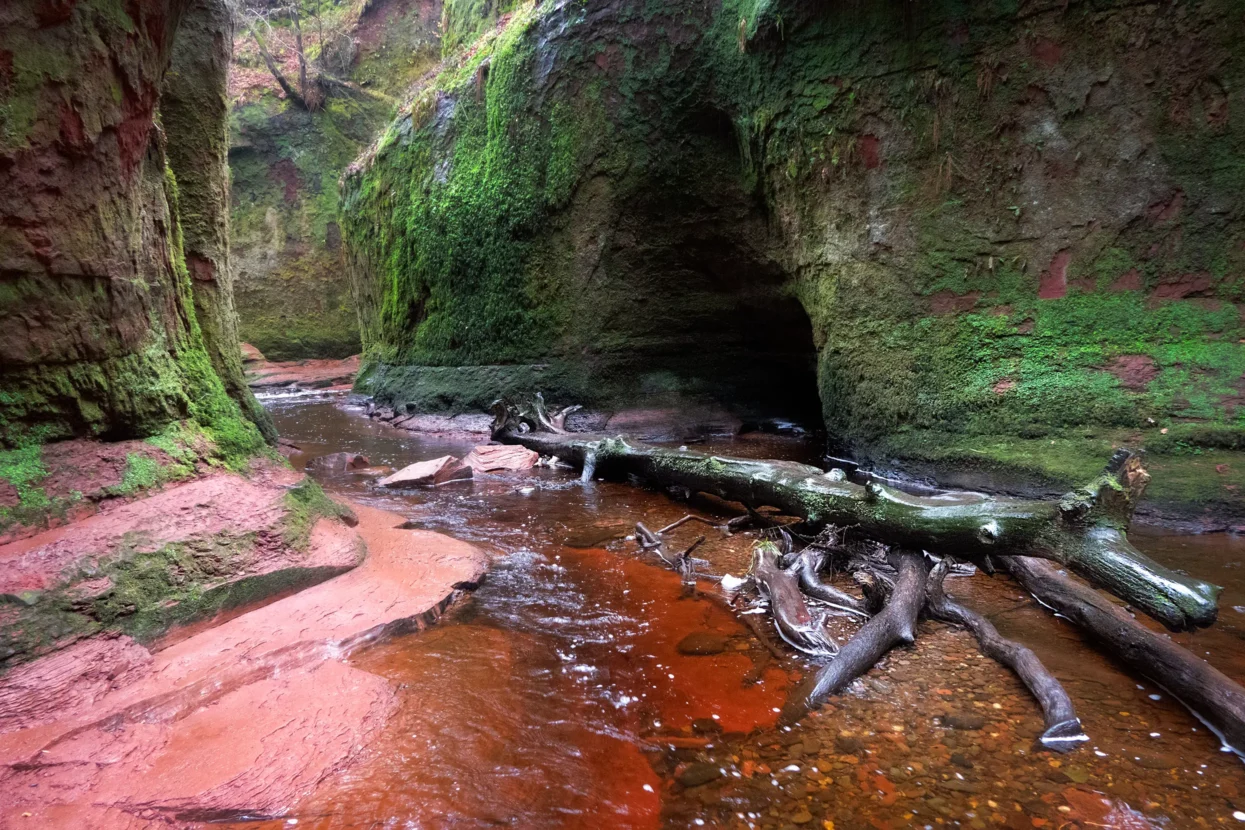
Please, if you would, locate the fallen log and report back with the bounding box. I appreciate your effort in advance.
[1000,555,1245,756]
[925,558,1086,752]
[780,553,927,723]
[491,402,1218,631]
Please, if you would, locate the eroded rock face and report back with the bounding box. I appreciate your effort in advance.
[0,0,269,448]
[342,0,1244,449]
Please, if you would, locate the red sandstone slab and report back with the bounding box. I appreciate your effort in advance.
[463,444,539,473]
[0,467,344,597]
[0,504,488,828]
[378,455,473,487]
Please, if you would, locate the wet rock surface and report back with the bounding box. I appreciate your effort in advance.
[463,444,540,473]
[0,502,487,827]
[379,455,474,487]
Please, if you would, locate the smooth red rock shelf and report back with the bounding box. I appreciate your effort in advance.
[0,503,487,828]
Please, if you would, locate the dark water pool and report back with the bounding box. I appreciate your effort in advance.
[241,394,1245,829]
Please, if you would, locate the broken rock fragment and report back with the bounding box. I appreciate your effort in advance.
[463,444,539,473]
[379,456,473,487]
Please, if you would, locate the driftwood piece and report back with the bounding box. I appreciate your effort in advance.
[492,407,1218,631]
[791,549,870,618]
[780,554,928,724]
[925,559,1087,751]
[750,543,840,659]
[1001,555,1245,756]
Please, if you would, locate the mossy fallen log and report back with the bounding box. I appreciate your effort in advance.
[492,403,1219,631]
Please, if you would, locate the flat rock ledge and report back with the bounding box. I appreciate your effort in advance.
[0,503,488,828]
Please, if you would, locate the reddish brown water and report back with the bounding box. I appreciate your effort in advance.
[247,394,1245,829]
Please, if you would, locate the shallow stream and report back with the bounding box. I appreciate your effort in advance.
[246,395,1245,829]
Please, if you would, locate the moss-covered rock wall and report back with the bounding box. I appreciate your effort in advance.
[343,0,1244,511]
[0,0,269,457]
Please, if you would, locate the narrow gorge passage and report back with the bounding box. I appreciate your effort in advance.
[232,395,1245,829]
[4,0,1244,826]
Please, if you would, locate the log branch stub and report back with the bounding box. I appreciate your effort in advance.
[1000,555,1245,757]
[780,553,928,724]
[925,559,1087,752]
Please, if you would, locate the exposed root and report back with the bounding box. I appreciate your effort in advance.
[925,558,1086,752]
[780,553,928,724]
[791,548,869,619]
[750,542,840,660]
[1001,555,1245,757]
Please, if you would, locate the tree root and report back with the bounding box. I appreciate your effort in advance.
[780,553,927,724]
[750,542,840,659]
[1001,555,1245,757]
[493,400,1220,631]
[925,559,1086,752]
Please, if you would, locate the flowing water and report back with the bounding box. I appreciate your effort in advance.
[241,394,1245,829]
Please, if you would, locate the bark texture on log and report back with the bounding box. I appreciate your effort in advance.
[1001,555,1245,756]
[925,559,1086,751]
[779,554,927,724]
[494,420,1219,631]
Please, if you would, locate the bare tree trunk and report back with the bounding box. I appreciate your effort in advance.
[289,3,317,110]
[246,20,308,109]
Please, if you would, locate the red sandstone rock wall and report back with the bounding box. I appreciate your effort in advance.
[0,0,268,447]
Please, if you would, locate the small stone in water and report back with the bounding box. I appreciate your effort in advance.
[944,713,986,730]
[678,763,723,788]
[1130,751,1180,770]
[1062,766,1090,784]
[835,735,863,753]
[691,718,723,735]
[677,632,729,655]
